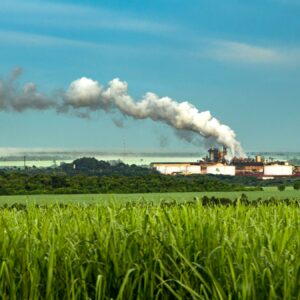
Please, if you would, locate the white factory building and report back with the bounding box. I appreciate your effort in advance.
[151,148,297,177]
[151,162,295,177]
[151,162,236,176]
[205,164,236,176]
[153,163,202,175]
[263,165,293,177]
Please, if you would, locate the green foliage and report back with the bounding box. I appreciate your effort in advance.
[0,187,299,206]
[294,181,300,190]
[278,184,286,191]
[60,157,158,176]
[0,202,299,299]
[0,172,255,195]
[213,174,299,187]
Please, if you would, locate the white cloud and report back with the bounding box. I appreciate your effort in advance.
[0,0,175,34]
[0,29,179,58]
[208,40,285,64]
[0,30,92,48]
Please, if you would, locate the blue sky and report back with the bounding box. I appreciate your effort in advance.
[0,0,299,152]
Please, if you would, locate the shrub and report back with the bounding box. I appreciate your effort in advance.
[278,184,286,191]
[293,181,300,190]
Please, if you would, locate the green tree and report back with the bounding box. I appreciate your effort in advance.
[278,185,286,191]
[293,181,300,190]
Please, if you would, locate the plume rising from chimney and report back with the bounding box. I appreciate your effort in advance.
[0,69,244,157]
[64,77,244,156]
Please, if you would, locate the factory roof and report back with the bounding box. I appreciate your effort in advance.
[150,162,201,165]
[232,162,264,167]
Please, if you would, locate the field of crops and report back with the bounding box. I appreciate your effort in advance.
[0,186,299,205]
[0,198,300,299]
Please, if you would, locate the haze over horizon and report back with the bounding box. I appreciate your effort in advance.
[0,0,299,152]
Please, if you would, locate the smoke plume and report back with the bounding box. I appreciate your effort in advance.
[64,77,244,156]
[0,68,56,112]
[0,69,244,156]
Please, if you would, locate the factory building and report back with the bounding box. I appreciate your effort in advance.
[151,161,236,176]
[263,165,293,177]
[207,146,228,163]
[231,155,296,177]
[151,147,235,176]
[151,147,299,178]
[231,157,264,176]
[153,163,201,175]
[204,164,236,176]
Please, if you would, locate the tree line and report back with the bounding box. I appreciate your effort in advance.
[0,172,259,195]
[0,157,298,195]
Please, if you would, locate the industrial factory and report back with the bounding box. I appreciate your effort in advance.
[151,147,299,178]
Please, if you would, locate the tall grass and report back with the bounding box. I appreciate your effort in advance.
[0,201,299,299]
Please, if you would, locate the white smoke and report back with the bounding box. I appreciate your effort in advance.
[64,77,244,156]
[0,68,56,112]
[0,69,245,157]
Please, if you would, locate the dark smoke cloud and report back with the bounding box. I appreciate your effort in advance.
[174,129,203,146]
[112,117,125,128]
[203,136,219,149]
[159,134,169,148]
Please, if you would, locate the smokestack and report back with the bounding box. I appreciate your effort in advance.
[208,147,214,161]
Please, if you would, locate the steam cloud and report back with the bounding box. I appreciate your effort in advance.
[0,68,56,112]
[0,69,244,156]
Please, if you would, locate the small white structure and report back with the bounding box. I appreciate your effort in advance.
[206,164,236,176]
[186,165,202,174]
[264,165,293,176]
[153,163,236,176]
[153,163,201,175]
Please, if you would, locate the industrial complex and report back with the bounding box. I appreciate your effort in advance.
[151,147,300,179]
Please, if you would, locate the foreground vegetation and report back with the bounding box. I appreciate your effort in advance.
[0,186,298,205]
[0,199,300,299]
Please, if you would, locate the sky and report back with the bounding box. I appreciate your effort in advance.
[0,0,300,153]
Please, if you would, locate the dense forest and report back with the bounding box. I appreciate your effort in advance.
[0,172,259,195]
